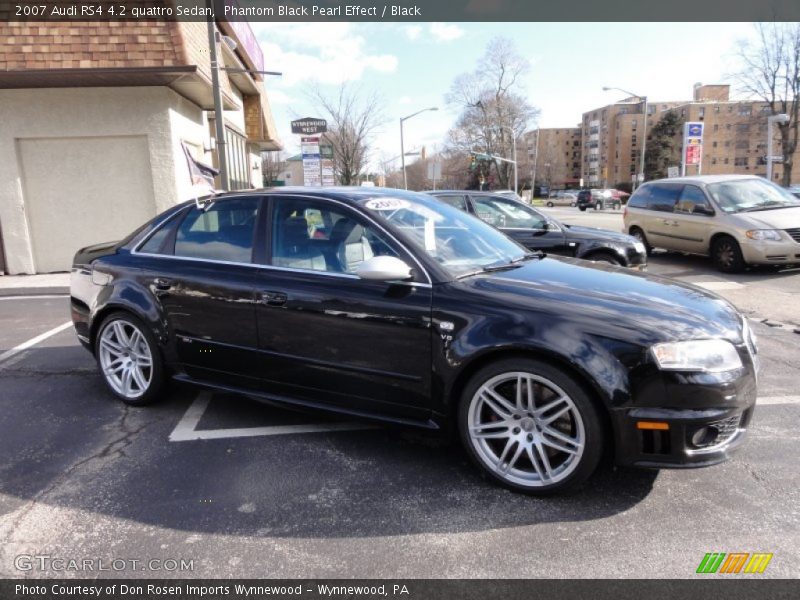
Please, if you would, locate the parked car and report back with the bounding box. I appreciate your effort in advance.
[492,189,524,202]
[577,189,623,211]
[624,175,800,272]
[71,187,757,494]
[544,191,578,207]
[787,185,800,199]
[429,190,646,268]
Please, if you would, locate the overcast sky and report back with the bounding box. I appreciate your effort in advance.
[249,22,758,168]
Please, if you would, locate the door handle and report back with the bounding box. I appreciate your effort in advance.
[153,277,173,292]
[260,291,288,306]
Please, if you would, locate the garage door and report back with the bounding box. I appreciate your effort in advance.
[19,136,157,273]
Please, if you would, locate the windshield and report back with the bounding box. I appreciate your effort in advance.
[707,178,800,213]
[359,193,529,277]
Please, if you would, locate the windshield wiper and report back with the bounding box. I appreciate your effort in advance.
[455,252,544,280]
[739,201,796,212]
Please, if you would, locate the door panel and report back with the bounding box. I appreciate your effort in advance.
[254,196,433,420]
[138,197,262,384]
[671,185,715,253]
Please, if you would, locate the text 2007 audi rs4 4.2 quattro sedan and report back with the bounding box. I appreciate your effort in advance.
[71,187,759,494]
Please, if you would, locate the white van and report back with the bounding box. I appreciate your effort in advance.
[623,175,800,272]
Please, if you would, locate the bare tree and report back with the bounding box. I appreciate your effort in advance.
[732,23,800,185]
[445,37,540,189]
[306,83,385,185]
[261,151,287,186]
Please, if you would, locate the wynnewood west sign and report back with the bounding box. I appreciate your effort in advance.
[291,118,328,135]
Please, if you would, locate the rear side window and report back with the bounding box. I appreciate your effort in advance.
[628,184,681,212]
[174,198,259,263]
[675,185,712,214]
[433,194,469,211]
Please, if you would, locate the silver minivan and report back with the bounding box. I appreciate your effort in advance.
[623,175,800,272]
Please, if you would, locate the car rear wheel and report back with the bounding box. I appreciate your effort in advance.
[546,201,554,207]
[629,226,653,256]
[711,235,746,273]
[95,312,165,406]
[459,358,604,495]
[579,206,587,212]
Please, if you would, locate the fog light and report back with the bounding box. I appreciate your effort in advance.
[691,426,719,447]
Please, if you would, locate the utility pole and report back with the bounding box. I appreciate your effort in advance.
[766,113,790,182]
[207,19,228,191]
[531,128,539,202]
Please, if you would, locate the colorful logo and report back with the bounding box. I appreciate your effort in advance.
[696,552,773,574]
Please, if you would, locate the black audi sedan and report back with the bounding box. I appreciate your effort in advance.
[71,187,758,494]
[428,190,647,268]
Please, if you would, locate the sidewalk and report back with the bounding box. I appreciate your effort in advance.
[0,272,70,296]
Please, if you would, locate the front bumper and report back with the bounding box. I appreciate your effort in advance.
[612,347,758,468]
[739,237,800,266]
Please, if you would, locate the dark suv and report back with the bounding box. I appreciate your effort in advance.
[577,189,619,211]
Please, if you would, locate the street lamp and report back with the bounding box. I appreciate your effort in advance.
[499,125,518,195]
[766,113,790,182]
[604,86,648,191]
[400,107,438,190]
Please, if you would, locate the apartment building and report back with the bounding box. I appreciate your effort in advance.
[0,13,281,274]
[525,127,582,189]
[580,84,799,190]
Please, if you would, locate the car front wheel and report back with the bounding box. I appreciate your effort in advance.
[95,312,165,405]
[459,358,604,494]
[546,201,554,207]
[711,235,746,273]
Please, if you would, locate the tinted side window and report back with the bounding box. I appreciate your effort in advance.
[433,194,469,211]
[271,198,399,274]
[174,198,259,263]
[471,196,546,229]
[675,185,712,214]
[139,211,184,254]
[630,184,681,212]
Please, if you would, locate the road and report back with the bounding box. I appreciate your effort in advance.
[0,252,798,579]
[541,206,800,328]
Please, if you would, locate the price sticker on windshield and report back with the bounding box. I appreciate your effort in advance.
[365,198,410,211]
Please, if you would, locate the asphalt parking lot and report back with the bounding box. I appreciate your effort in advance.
[1,244,799,578]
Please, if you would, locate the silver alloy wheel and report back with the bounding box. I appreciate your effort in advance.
[98,320,153,399]
[467,371,586,487]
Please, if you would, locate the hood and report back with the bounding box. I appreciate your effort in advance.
[563,224,638,244]
[462,256,743,344]
[735,205,800,229]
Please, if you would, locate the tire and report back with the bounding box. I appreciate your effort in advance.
[458,357,605,495]
[546,201,554,207]
[579,206,587,212]
[571,202,576,207]
[94,311,165,406]
[629,226,653,256]
[711,235,746,273]
[586,251,622,265]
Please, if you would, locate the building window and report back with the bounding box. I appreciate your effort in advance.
[715,106,721,113]
[737,123,751,134]
[736,140,749,150]
[739,105,752,116]
[712,141,718,148]
[225,127,250,191]
[713,124,719,132]
[699,107,705,118]
[734,157,748,167]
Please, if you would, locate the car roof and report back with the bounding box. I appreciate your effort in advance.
[208,186,436,206]
[428,189,510,196]
[641,174,763,186]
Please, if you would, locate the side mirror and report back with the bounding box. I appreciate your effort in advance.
[693,205,715,216]
[356,256,413,282]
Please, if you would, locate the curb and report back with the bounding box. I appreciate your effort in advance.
[0,287,70,297]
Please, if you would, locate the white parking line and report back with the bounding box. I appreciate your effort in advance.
[168,392,377,442]
[758,396,800,406]
[0,321,73,365]
[0,294,69,301]
[692,281,746,291]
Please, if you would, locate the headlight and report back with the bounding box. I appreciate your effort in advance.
[651,339,742,372]
[745,229,782,241]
